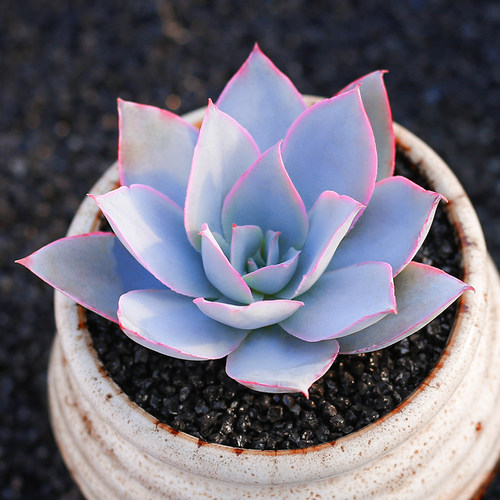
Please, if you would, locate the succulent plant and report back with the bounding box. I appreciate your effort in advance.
[18,45,472,396]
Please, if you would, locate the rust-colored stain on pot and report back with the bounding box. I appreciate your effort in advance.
[82,414,93,436]
[91,209,103,233]
[97,364,108,378]
[77,305,87,331]
[395,138,411,153]
[476,422,483,433]
[154,419,180,436]
[470,456,500,500]
[459,302,469,315]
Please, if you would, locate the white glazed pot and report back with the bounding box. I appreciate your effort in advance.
[48,104,500,499]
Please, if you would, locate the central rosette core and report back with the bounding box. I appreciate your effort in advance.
[200,223,301,300]
[245,229,282,274]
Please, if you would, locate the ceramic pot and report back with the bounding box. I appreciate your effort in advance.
[48,104,500,499]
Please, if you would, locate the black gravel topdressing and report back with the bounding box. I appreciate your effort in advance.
[87,148,462,451]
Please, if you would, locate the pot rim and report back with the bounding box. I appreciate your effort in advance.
[54,100,487,484]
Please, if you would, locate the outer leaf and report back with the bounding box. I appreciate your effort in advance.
[221,142,308,250]
[338,71,395,180]
[338,262,474,354]
[200,224,254,304]
[280,191,363,298]
[16,233,164,322]
[118,289,248,360]
[184,102,260,250]
[118,99,198,207]
[226,326,340,397]
[194,297,303,329]
[280,262,396,342]
[243,249,300,295]
[329,176,445,276]
[281,88,377,209]
[230,225,263,274]
[216,44,307,151]
[92,184,217,298]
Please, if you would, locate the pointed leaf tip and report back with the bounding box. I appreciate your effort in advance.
[226,326,340,395]
[217,46,306,151]
[338,262,473,354]
[15,256,30,267]
[17,233,164,322]
[252,42,262,53]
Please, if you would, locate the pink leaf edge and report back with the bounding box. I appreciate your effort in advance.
[216,43,306,113]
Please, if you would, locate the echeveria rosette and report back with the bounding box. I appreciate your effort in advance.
[17,44,473,397]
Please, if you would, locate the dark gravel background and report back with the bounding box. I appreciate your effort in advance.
[2,1,499,498]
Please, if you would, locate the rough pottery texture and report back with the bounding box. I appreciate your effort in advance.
[48,111,500,499]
